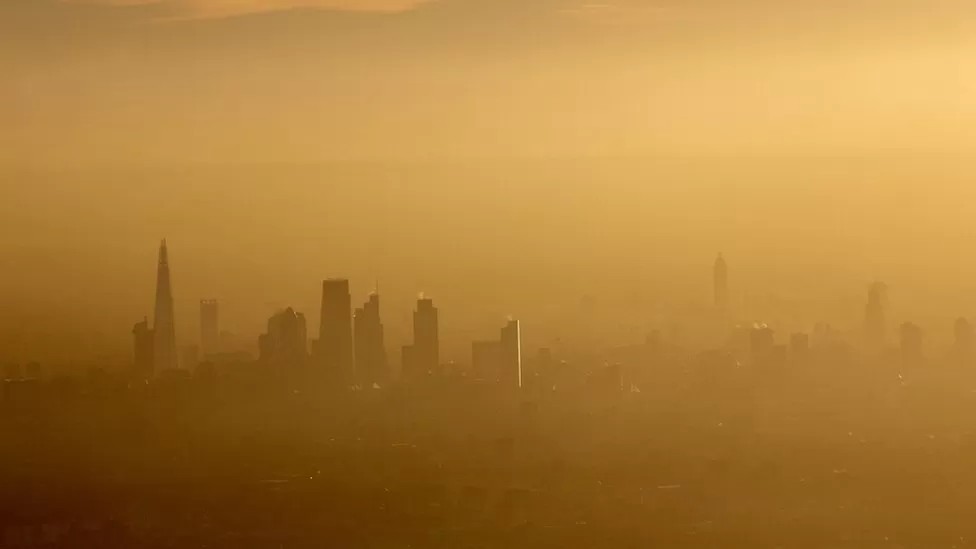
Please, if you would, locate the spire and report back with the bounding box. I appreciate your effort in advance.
[158,239,169,266]
[153,239,178,372]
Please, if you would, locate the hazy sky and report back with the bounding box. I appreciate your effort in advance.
[3,0,976,365]
[3,0,976,164]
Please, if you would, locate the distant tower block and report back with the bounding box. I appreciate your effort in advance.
[865,281,887,346]
[402,296,440,380]
[200,299,219,356]
[319,279,354,384]
[354,292,388,387]
[714,253,729,309]
[259,307,308,367]
[500,320,522,389]
[471,318,522,389]
[153,240,179,371]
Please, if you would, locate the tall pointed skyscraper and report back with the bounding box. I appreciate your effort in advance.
[153,239,179,371]
[714,253,729,309]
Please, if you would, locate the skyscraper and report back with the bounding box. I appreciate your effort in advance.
[153,240,179,371]
[750,323,775,361]
[401,296,439,380]
[319,279,354,385]
[865,281,887,346]
[354,292,388,387]
[472,319,522,389]
[200,299,219,357]
[500,319,522,389]
[258,307,308,367]
[714,253,729,309]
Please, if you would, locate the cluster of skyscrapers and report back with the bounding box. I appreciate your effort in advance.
[133,242,974,389]
[132,241,523,388]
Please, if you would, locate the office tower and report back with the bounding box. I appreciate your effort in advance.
[200,299,219,357]
[354,293,388,387]
[900,322,923,362]
[132,317,155,379]
[472,319,522,388]
[714,253,729,308]
[153,240,179,371]
[403,297,440,380]
[955,317,973,352]
[415,298,440,373]
[258,307,308,367]
[319,279,354,384]
[865,281,887,346]
[500,320,523,388]
[750,323,775,360]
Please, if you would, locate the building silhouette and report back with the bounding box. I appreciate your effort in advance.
[714,253,729,309]
[259,308,308,367]
[472,319,522,388]
[750,323,775,361]
[865,281,887,347]
[200,299,219,357]
[132,317,154,379]
[354,292,388,387]
[153,240,179,371]
[402,296,439,380]
[319,279,354,385]
[500,320,523,388]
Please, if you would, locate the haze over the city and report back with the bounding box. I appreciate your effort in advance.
[4,0,976,363]
[3,2,976,547]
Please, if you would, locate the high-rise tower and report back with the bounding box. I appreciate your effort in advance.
[153,239,179,371]
[354,292,388,387]
[714,253,729,309]
[471,318,522,389]
[319,279,354,385]
[500,319,522,389]
[259,307,308,367]
[865,281,887,347]
[402,296,439,380]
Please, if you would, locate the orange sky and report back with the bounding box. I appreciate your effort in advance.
[3,0,976,165]
[3,0,976,364]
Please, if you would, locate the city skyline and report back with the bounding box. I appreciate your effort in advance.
[6,0,976,545]
[114,239,976,385]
